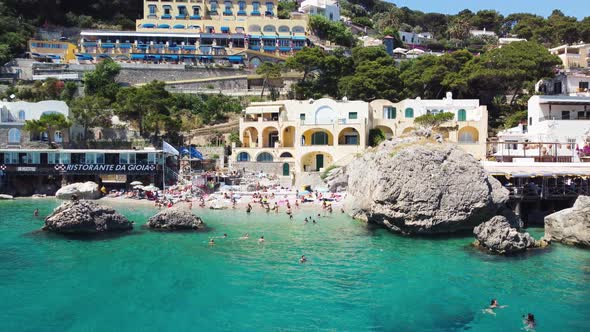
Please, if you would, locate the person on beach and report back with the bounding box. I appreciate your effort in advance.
[258,236,265,243]
[273,202,279,213]
[300,255,307,263]
[33,208,39,217]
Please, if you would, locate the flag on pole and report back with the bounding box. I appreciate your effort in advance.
[163,141,179,156]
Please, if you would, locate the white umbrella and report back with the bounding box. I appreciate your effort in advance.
[407,48,425,55]
[133,185,145,190]
[130,181,143,186]
[143,185,160,192]
[393,47,408,54]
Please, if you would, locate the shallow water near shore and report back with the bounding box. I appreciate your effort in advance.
[1,199,589,331]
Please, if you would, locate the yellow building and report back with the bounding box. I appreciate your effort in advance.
[78,0,309,64]
[549,43,590,70]
[28,40,77,63]
[232,94,489,176]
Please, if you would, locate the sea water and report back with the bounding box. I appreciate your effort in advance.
[0,199,588,332]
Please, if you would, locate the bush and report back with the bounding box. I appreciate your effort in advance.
[309,15,356,47]
[369,128,385,147]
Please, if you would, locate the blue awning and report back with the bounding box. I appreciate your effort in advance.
[249,35,261,39]
[279,47,291,52]
[142,24,155,28]
[101,43,114,48]
[181,55,196,58]
[75,54,93,60]
[147,55,161,60]
[168,46,180,51]
[131,54,146,60]
[227,55,243,63]
[292,36,306,40]
[173,24,185,29]
[262,36,276,40]
[97,54,111,58]
[153,44,165,48]
[83,42,97,47]
[182,45,196,50]
[221,26,230,32]
[198,55,212,60]
[46,54,62,59]
[163,55,179,60]
[119,43,131,49]
[158,24,170,29]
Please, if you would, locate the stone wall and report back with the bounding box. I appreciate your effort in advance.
[233,161,293,176]
[166,77,248,92]
[115,67,248,86]
[192,146,226,168]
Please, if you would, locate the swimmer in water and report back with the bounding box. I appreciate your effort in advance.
[246,203,252,213]
[209,239,215,245]
[300,255,307,263]
[312,219,316,224]
[239,233,249,240]
[33,208,39,217]
[523,313,535,330]
[223,233,228,238]
[304,218,308,224]
[484,299,507,315]
[258,236,265,243]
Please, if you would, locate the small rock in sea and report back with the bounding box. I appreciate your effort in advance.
[473,216,544,254]
[147,207,205,231]
[44,200,133,234]
[55,181,101,200]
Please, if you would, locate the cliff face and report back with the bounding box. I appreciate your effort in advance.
[330,138,509,235]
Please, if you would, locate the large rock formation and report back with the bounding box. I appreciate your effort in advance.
[147,207,205,230]
[473,216,545,254]
[0,194,14,200]
[44,200,133,233]
[55,182,100,200]
[544,196,590,247]
[333,137,509,235]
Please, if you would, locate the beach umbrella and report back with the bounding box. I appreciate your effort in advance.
[143,185,160,192]
[130,181,143,186]
[133,185,145,190]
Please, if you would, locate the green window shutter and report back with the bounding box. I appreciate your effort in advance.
[405,108,414,118]
[458,109,466,122]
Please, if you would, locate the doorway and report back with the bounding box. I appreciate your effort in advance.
[315,154,324,171]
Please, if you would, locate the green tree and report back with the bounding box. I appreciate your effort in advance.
[308,15,355,47]
[69,95,112,143]
[83,58,121,102]
[413,112,455,134]
[338,57,404,101]
[256,62,283,98]
[24,112,71,143]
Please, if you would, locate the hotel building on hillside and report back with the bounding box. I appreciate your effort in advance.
[232,93,488,176]
[75,0,310,66]
[549,43,590,70]
[494,95,590,163]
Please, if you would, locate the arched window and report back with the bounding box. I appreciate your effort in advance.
[256,152,273,162]
[237,152,250,162]
[458,109,467,122]
[280,152,293,158]
[54,131,63,143]
[18,110,25,120]
[458,127,479,143]
[263,25,275,32]
[405,108,414,118]
[8,128,21,143]
[311,132,328,145]
[292,26,305,33]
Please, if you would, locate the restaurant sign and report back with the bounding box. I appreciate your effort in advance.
[55,164,157,173]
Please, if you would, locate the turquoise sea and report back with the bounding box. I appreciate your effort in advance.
[0,199,589,332]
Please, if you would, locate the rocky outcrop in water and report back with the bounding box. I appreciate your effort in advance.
[473,216,546,254]
[544,196,590,248]
[43,200,133,233]
[147,207,205,230]
[0,194,14,200]
[56,182,100,200]
[331,137,509,235]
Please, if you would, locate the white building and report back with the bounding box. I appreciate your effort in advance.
[536,72,590,96]
[233,95,489,176]
[496,95,590,162]
[469,28,497,38]
[399,31,433,46]
[299,0,340,22]
[0,100,70,147]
